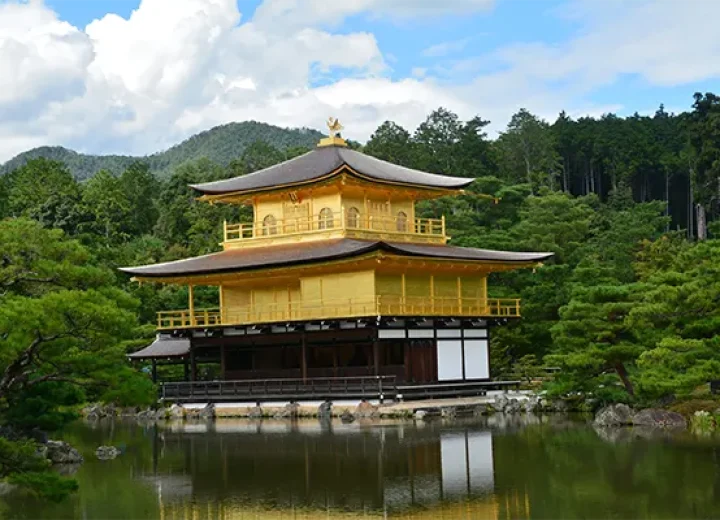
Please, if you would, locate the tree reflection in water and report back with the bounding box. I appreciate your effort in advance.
[3,415,720,519]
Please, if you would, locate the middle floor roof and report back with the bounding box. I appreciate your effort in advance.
[120,239,553,281]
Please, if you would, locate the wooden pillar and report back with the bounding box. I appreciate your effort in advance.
[404,339,411,383]
[363,191,368,228]
[151,359,158,383]
[188,285,196,326]
[301,332,308,382]
[220,345,227,380]
[430,275,435,313]
[410,196,416,233]
[183,358,190,381]
[190,349,197,382]
[373,339,380,376]
[333,347,338,377]
[219,285,224,324]
[457,276,462,314]
[308,188,314,221]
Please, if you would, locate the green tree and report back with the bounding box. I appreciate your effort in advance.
[497,109,560,190]
[412,108,462,174]
[79,170,131,241]
[0,219,154,499]
[240,141,284,173]
[687,92,720,239]
[629,238,720,398]
[364,121,415,167]
[6,158,82,232]
[120,162,160,236]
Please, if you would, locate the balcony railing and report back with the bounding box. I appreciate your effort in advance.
[156,296,521,330]
[223,211,446,244]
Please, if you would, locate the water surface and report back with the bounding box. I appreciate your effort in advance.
[2,415,719,519]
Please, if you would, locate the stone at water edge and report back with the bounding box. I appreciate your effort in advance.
[504,399,522,414]
[273,402,300,419]
[95,446,121,460]
[136,409,156,420]
[285,402,300,417]
[317,401,332,418]
[354,400,379,419]
[414,410,428,421]
[199,403,215,419]
[550,399,569,412]
[473,404,491,416]
[494,394,510,412]
[168,404,184,418]
[340,410,355,423]
[441,407,457,419]
[632,409,686,429]
[45,440,84,464]
[524,395,541,413]
[594,403,635,427]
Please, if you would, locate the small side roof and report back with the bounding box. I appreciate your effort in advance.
[128,337,190,359]
[190,146,474,196]
[119,239,553,279]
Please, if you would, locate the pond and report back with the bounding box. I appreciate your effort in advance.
[2,415,719,519]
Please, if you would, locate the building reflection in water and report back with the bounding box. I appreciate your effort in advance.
[143,419,530,519]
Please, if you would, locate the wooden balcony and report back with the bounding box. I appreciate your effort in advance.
[156,296,521,330]
[223,211,446,247]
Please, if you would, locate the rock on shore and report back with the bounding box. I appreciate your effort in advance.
[45,440,84,464]
[632,408,686,428]
[594,404,635,427]
[594,404,687,429]
[95,446,121,460]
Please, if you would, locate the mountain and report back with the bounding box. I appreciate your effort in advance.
[0,121,326,180]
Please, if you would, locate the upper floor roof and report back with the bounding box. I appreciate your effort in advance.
[190,144,474,199]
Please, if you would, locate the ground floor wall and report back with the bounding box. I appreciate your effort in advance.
[177,320,490,384]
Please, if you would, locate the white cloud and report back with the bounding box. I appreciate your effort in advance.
[422,38,471,58]
[252,0,495,29]
[1,0,720,163]
[412,67,428,78]
[0,1,92,116]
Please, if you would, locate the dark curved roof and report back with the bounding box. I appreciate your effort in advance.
[128,337,190,359]
[191,145,474,195]
[120,239,553,279]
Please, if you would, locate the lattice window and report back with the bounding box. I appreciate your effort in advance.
[283,202,309,232]
[318,208,334,230]
[396,211,408,232]
[346,207,360,228]
[262,214,277,236]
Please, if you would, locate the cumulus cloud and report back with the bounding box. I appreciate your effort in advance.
[0,0,719,162]
[0,1,92,118]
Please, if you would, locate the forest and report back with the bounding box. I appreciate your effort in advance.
[0,92,719,497]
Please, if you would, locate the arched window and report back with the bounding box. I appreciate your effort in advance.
[396,211,408,232]
[318,208,334,230]
[346,207,360,228]
[262,214,277,235]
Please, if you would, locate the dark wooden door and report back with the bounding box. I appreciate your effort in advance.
[406,340,437,383]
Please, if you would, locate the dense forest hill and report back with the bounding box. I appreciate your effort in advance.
[0,121,325,180]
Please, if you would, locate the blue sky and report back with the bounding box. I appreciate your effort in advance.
[0,0,716,160]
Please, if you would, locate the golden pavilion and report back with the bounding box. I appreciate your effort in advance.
[123,120,552,401]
